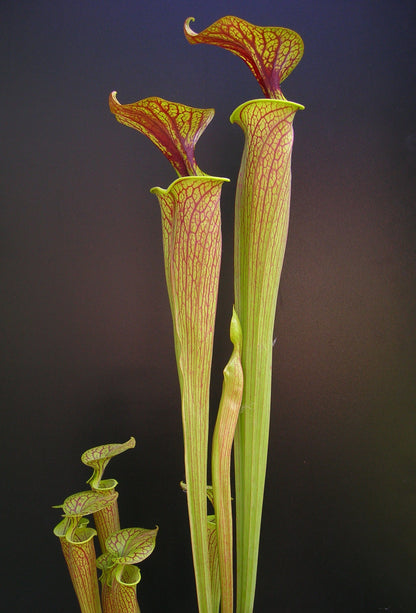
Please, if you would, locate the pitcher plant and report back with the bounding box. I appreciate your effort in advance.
[55,14,305,613]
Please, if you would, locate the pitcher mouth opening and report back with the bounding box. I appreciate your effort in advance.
[150,174,230,196]
[230,97,305,125]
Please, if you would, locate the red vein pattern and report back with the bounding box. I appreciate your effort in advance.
[62,490,118,520]
[109,93,214,176]
[81,438,136,466]
[93,491,121,554]
[184,16,304,99]
[105,527,159,565]
[101,565,141,613]
[97,528,157,612]
[231,97,303,612]
[55,523,102,613]
[151,175,227,613]
[82,437,136,489]
[110,84,228,611]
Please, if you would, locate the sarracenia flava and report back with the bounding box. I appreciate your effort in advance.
[54,439,158,613]
[55,14,304,613]
[109,93,234,613]
[185,15,304,613]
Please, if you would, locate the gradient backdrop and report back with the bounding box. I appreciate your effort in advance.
[1,1,415,611]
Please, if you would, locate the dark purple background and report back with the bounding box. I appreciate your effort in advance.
[1,1,415,611]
